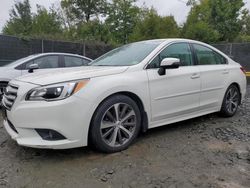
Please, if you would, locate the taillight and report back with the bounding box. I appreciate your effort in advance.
[240,67,246,74]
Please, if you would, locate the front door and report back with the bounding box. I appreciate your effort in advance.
[146,43,201,126]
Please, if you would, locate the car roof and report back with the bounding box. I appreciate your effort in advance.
[138,38,207,45]
[34,53,92,61]
[140,38,227,56]
[129,38,212,50]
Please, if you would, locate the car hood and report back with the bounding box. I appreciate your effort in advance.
[15,66,129,85]
[0,66,13,72]
[0,67,18,79]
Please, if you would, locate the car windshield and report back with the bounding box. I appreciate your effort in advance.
[4,55,36,67]
[90,41,163,66]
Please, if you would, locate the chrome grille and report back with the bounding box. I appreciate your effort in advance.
[2,84,18,110]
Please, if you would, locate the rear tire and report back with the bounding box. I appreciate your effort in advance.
[220,84,241,117]
[90,95,141,153]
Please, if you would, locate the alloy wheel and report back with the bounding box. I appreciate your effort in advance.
[225,87,240,114]
[100,103,137,147]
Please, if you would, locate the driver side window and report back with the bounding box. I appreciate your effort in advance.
[25,56,59,69]
[148,43,194,69]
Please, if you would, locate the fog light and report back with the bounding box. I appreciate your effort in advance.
[35,129,66,141]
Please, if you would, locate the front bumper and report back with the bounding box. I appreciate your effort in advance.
[3,80,95,149]
[3,119,80,149]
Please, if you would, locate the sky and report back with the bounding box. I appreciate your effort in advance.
[0,0,250,31]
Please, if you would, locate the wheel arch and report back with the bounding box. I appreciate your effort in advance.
[88,91,149,145]
[221,82,242,108]
[115,91,149,133]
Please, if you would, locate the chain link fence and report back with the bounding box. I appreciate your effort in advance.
[0,35,249,71]
[0,35,113,66]
[212,43,250,71]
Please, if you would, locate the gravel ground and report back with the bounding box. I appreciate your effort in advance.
[0,87,250,188]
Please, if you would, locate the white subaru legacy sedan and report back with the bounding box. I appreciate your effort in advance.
[2,39,247,153]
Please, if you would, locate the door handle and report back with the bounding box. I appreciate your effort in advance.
[222,69,229,74]
[191,73,200,79]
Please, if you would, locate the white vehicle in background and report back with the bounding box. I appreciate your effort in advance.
[0,53,92,105]
[2,39,247,153]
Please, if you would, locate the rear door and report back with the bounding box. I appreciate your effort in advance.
[192,43,229,110]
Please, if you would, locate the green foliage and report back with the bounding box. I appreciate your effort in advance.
[182,21,220,43]
[60,0,111,43]
[71,20,110,42]
[182,0,220,42]
[130,8,180,42]
[61,0,107,23]
[2,0,63,39]
[186,0,197,6]
[236,10,250,42]
[31,5,63,38]
[235,35,250,42]
[241,9,250,36]
[105,0,140,44]
[3,0,32,36]
[209,0,244,41]
[2,0,250,44]
[183,0,245,42]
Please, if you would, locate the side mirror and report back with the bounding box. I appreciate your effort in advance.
[28,64,39,73]
[158,58,180,76]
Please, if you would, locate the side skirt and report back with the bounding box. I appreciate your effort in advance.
[148,106,220,129]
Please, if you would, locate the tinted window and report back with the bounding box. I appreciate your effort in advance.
[25,56,59,69]
[90,41,162,66]
[64,56,86,67]
[83,58,91,65]
[214,51,227,64]
[193,44,226,65]
[148,43,193,69]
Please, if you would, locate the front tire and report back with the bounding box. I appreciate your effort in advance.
[90,95,141,153]
[220,84,241,117]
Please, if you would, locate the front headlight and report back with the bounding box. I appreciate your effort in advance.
[26,79,89,101]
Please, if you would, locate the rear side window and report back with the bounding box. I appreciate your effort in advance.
[148,43,193,69]
[83,58,91,65]
[64,56,89,67]
[193,44,227,65]
[25,56,59,69]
